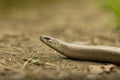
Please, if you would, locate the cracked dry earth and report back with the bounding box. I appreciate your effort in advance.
[0,0,120,80]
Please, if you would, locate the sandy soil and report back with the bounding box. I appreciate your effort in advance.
[0,0,120,80]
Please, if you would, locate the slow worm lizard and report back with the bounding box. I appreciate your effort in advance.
[40,35,120,64]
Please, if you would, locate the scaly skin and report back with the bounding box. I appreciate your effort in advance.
[40,35,120,64]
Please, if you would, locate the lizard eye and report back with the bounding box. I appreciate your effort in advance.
[43,37,51,41]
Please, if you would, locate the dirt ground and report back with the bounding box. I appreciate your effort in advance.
[0,0,120,80]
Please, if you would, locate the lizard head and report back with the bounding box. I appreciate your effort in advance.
[40,35,67,53]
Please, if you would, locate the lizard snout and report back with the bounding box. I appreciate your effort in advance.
[40,35,51,42]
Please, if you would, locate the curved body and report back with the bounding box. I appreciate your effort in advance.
[40,35,120,64]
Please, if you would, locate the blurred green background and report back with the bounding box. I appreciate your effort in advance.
[100,0,120,28]
[0,0,62,19]
[0,0,120,28]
